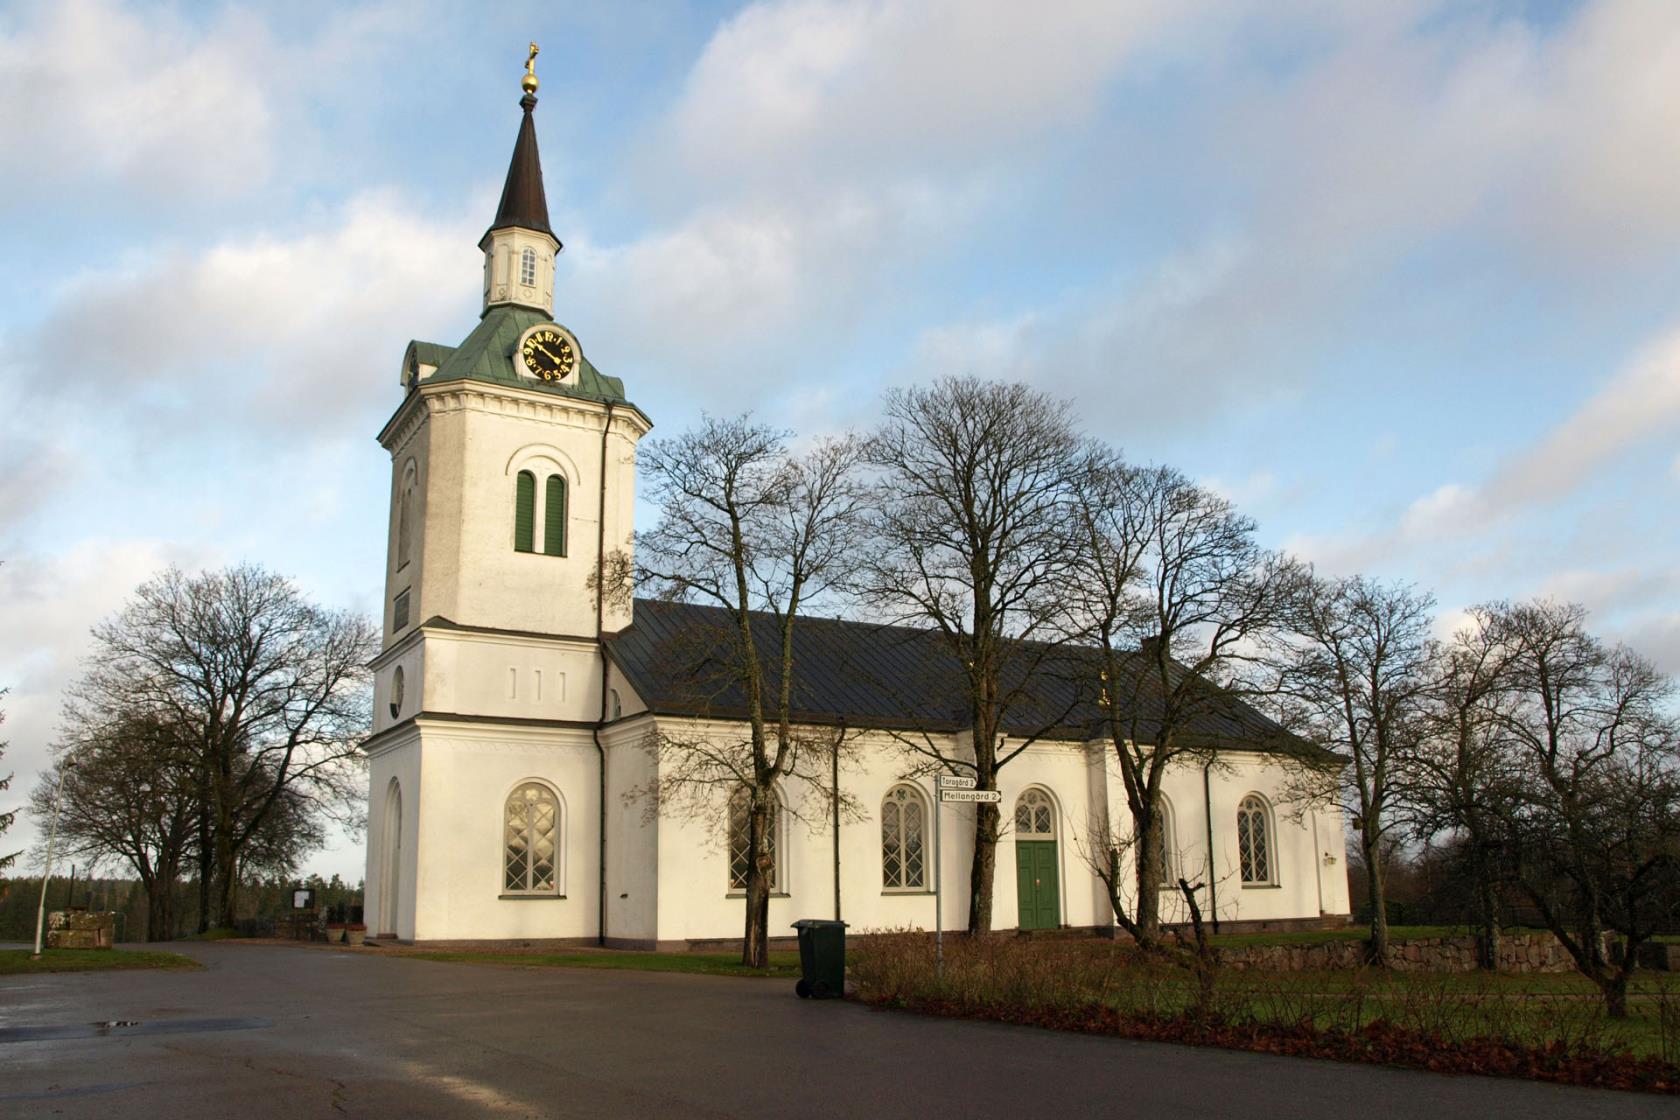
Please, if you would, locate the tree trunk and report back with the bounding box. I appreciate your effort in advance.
[145,876,176,942]
[1133,807,1163,950]
[195,810,212,934]
[1599,970,1630,1020]
[212,840,239,931]
[1470,839,1501,972]
[741,800,773,969]
[967,802,998,934]
[1363,832,1390,967]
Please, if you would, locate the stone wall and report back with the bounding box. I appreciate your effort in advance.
[1215,932,1583,973]
[46,909,116,950]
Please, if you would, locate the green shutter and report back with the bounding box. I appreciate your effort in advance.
[543,475,566,556]
[514,471,535,552]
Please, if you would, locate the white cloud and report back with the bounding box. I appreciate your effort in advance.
[0,538,220,863]
[1484,326,1680,508]
[17,192,480,439]
[659,0,1188,197]
[1283,319,1680,581]
[0,0,271,203]
[0,0,415,210]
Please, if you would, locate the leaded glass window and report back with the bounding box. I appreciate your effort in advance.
[504,783,559,894]
[1014,788,1055,837]
[519,247,537,286]
[728,787,775,891]
[1237,795,1273,885]
[881,785,927,890]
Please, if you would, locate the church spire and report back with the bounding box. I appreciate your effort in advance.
[478,43,561,316]
[482,43,558,249]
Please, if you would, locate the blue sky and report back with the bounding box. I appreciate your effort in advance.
[3,0,1677,878]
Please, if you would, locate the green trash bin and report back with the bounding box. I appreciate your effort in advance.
[791,918,847,999]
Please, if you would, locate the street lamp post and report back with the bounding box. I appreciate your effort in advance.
[31,760,74,960]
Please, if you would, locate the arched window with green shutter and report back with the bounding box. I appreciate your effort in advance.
[543,475,567,556]
[514,471,536,552]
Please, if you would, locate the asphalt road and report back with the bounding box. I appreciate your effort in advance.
[0,943,1672,1119]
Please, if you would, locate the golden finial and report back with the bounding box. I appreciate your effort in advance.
[522,41,540,94]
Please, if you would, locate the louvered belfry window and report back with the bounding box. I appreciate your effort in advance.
[543,475,567,556]
[882,785,927,890]
[1238,795,1273,884]
[504,783,559,894]
[514,471,536,552]
[728,787,775,891]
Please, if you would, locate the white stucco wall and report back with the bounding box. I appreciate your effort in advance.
[366,698,1349,945]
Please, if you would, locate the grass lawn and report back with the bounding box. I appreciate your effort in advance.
[851,934,1680,1067]
[0,948,201,975]
[405,949,802,979]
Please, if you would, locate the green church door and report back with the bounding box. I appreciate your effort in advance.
[1015,841,1061,930]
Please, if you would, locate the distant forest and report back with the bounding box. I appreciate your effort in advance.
[0,871,363,942]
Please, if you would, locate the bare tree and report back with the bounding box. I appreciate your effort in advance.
[1275,574,1435,966]
[858,378,1086,934]
[32,711,198,940]
[1066,455,1304,948]
[634,417,866,967]
[1484,600,1680,1018]
[80,565,376,931]
[1408,607,1520,970]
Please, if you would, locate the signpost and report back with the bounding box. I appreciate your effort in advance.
[932,774,999,975]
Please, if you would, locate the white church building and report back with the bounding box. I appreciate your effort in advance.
[361,65,1352,948]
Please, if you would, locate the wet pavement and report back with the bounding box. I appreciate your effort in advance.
[0,942,1671,1118]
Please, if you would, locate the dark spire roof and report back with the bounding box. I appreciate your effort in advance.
[481,93,558,249]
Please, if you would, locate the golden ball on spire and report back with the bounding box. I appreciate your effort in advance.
[522,41,540,94]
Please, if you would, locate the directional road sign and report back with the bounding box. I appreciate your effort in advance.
[940,789,1001,803]
[936,774,977,790]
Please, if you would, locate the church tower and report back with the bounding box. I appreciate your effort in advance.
[363,46,652,944]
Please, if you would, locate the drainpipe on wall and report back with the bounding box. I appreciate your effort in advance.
[592,401,616,948]
[1202,759,1219,934]
[832,720,845,922]
[1311,809,1325,916]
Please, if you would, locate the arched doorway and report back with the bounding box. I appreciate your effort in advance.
[380,779,402,937]
[1013,788,1060,930]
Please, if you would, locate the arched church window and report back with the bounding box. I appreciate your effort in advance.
[881,784,927,891]
[514,471,536,552]
[1237,795,1275,885]
[1014,788,1055,837]
[727,787,778,892]
[519,247,537,287]
[543,475,567,556]
[504,782,560,894]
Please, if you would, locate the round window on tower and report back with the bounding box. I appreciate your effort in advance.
[390,665,405,720]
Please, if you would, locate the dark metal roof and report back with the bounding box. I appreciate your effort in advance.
[481,93,556,248]
[606,598,1320,758]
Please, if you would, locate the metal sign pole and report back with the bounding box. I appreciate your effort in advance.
[934,786,943,979]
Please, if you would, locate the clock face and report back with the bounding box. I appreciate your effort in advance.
[519,326,577,382]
